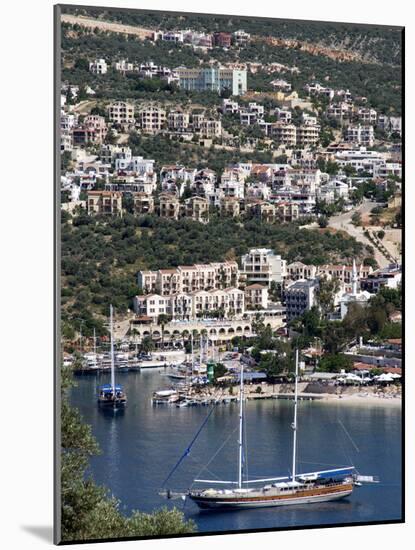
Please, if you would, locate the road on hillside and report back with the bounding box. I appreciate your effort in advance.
[61,14,153,39]
[328,200,390,268]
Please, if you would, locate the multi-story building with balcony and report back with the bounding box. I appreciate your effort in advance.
[286,262,318,281]
[232,30,251,46]
[270,123,297,146]
[275,202,300,223]
[357,108,378,124]
[220,196,241,217]
[296,124,320,147]
[213,32,232,48]
[89,58,108,74]
[132,193,155,215]
[326,102,352,119]
[241,248,287,286]
[244,284,269,310]
[222,98,240,114]
[345,125,375,147]
[133,287,244,321]
[108,101,135,125]
[137,261,239,296]
[184,196,209,223]
[87,191,122,215]
[138,107,166,134]
[113,59,134,73]
[167,110,191,132]
[159,193,180,220]
[284,279,319,321]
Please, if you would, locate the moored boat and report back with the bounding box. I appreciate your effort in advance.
[162,349,378,510]
[97,305,127,408]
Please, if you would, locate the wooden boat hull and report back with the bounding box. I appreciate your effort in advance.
[190,484,353,509]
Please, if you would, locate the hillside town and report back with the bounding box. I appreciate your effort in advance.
[60,13,402,392]
[56,7,404,545]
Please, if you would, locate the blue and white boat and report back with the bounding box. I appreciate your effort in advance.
[97,305,127,407]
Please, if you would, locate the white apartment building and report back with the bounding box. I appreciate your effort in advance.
[89,58,108,74]
[372,161,402,180]
[233,30,251,46]
[160,165,197,186]
[248,102,265,118]
[357,108,378,124]
[158,30,184,43]
[108,101,135,125]
[296,124,320,147]
[138,261,239,296]
[167,110,191,132]
[270,79,292,92]
[99,144,132,165]
[240,111,257,126]
[287,262,318,281]
[133,287,244,321]
[220,177,245,199]
[192,114,222,137]
[326,102,352,119]
[60,113,78,133]
[113,59,134,72]
[246,182,271,201]
[377,115,402,136]
[241,248,287,286]
[345,125,375,147]
[274,108,292,124]
[139,107,166,133]
[222,98,240,114]
[244,284,269,310]
[114,155,155,178]
[335,148,385,175]
[270,123,297,146]
[192,169,216,199]
[305,83,334,100]
[302,113,318,126]
[317,179,349,203]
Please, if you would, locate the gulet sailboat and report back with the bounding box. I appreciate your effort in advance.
[162,350,378,510]
[97,305,127,408]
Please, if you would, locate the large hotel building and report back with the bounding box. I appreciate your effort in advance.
[176,67,247,96]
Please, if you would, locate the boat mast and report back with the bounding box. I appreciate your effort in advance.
[291,349,299,482]
[93,328,97,369]
[191,333,194,378]
[110,305,115,395]
[238,362,244,489]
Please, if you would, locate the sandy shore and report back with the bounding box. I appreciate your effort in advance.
[187,382,402,408]
[317,393,401,407]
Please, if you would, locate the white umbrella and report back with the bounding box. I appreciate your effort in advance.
[375,373,395,382]
[345,373,361,381]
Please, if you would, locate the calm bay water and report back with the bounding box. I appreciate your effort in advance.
[70,370,402,533]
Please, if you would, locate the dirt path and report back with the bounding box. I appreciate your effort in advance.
[61,14,154,40]
[328,200,390,268]
[71,99,97,115]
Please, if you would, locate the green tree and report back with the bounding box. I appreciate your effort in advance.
[318,353,352,373]
[157,314,171,347]
[317,276,340,317]
[351,211,362,226]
